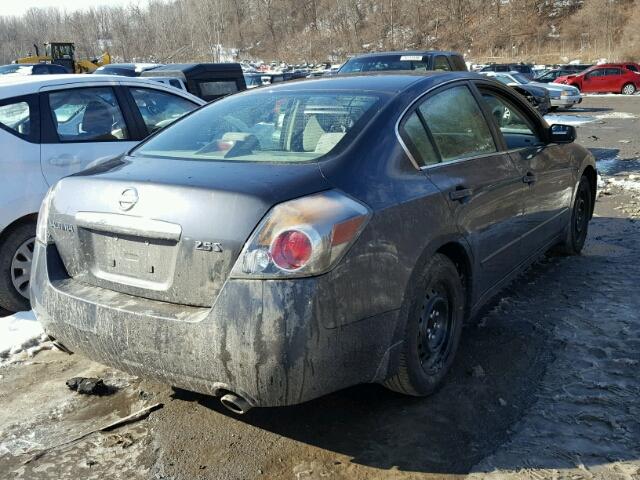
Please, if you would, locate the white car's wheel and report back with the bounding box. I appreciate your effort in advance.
[0,223,36,312]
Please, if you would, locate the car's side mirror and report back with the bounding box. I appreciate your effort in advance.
[549,124,576,144]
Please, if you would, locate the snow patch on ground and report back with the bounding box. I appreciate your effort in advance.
[544,114,596,126]
[544,111,637,127]
[594,111,638,120]
[606,175,640,192]
[0,310,45,360]
[583,93,640,97]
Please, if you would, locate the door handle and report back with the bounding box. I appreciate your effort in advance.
[48,154,82,167]
[523,173,537,184]
[449,187,473,202]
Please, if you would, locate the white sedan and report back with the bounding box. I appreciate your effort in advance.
[0,74,205,312]
[482,72,582,109]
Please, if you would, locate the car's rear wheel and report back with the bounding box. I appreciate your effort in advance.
[0,223,36,312]
[384,254,464,396]
[557,176,592,255]
[622,83,636,95]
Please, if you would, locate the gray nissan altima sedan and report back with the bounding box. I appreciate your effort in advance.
[31,72,596,413]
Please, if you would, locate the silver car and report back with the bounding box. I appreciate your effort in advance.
[484,72,582,109]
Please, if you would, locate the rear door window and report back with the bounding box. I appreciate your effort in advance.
[417,85,496,162]
[48,87,129,142]
[198,80,239,99]
[129,87,198,133]
[604,68,621,76]
[0,100,31,137]
[399,112,439,166]
[433,56,452,71]
[451,55,468,71]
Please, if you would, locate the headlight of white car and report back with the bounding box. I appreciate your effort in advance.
[36,188,54,244]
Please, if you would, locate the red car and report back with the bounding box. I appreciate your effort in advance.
[554,63,640,95]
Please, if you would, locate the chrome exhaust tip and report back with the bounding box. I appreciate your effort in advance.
[220,392,252,415]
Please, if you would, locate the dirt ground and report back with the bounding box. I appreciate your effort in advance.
[1,95,640,480]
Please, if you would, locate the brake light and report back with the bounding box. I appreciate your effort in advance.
[271,230,312,270]
[230,190,371,279]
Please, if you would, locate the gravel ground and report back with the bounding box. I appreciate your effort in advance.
[1,95,639,480]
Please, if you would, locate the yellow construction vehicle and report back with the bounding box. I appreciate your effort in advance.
[16,42,111,74]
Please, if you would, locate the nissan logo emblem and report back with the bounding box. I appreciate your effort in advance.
[119,188,139,211]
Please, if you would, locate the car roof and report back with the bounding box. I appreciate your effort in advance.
[97,63,161,70]
[591,63,635,68]
[0,74,205,103]
[346,50,460,59]
[152,63,243,73]
[235,71,472,95]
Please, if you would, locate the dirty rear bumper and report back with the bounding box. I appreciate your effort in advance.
[31,242,402,407]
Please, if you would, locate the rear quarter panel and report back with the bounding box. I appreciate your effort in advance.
[317,94,466,328]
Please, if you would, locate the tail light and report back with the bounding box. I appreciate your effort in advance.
[230,190,371,279]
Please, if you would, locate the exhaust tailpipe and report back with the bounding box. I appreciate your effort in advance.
[220,392,252,414]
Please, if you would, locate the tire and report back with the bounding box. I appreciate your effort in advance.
[557,176,592,256]
[622,83,636,95]
[0,222,36,312]
[384,254,465,396]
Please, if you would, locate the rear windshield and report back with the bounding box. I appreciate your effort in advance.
[340,55,429,73]
[133,90,382,162]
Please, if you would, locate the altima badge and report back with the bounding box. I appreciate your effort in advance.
[119,188,139,211]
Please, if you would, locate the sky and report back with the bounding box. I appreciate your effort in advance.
[1,0,148,17]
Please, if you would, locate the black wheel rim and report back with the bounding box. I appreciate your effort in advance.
[574,187,589,241]
[417,285,453,375]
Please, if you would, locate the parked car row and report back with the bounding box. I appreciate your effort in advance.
[482,72,582,110]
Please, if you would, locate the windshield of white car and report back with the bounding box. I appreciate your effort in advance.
[133,90,383,162]
[0,65,33,75]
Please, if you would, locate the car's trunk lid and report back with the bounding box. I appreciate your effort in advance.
[48,156,329,307]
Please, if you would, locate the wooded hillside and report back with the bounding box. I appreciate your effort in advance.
[0,0,638,65]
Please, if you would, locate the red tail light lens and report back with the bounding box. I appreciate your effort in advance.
[271,230,312,270]
[231,190,371,279]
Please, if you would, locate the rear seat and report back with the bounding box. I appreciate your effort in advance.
[314,132,345,154]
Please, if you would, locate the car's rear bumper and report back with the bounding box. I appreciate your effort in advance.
[31,242,401,407]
